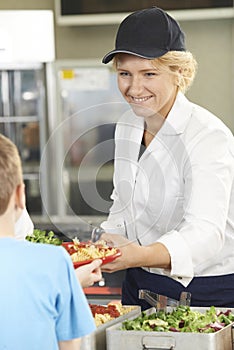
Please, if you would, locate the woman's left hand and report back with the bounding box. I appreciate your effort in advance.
[100,232,171,272]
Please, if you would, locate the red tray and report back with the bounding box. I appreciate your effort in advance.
[62,242,121,268]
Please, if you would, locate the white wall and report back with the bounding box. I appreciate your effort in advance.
[182,18,234,131]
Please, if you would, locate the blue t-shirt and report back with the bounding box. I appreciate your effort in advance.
[0,237,96,350]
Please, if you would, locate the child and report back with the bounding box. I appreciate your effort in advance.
[0,133,96,349]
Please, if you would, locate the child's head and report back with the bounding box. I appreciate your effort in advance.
[0,134,23,215]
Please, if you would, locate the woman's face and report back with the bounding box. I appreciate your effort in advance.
[116,54,178,119]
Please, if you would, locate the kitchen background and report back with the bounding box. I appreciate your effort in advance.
[0,0,233,300]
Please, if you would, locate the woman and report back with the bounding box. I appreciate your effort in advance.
[100,7,234,309]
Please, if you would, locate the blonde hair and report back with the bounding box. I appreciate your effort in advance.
[113,51,197,93]
[152,51,197,92]
[0,134,22,214]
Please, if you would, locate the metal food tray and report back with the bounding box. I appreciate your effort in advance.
[106,307,234,350]
[80,305,141,350]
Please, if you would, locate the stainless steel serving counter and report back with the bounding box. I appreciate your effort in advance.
[106,307,234,350]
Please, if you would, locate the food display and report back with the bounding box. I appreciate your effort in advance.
[25,229,62,245]
[122,305,234,333]
[62,239,121,268]
[90,303,136,327]
[80,304,141,350]
[106,306,234,350]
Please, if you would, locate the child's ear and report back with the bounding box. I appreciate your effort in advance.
[15,183,26,210]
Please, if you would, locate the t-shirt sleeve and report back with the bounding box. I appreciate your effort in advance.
[55,248,96,341]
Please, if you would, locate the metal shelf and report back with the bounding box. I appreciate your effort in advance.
[0,116,39,123]
[56,7,234,26]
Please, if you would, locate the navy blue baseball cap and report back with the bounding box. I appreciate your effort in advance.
[102,7,186,64]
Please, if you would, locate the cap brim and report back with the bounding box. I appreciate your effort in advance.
[102,48,167,64]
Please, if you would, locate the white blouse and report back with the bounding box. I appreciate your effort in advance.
[102,92,234,287]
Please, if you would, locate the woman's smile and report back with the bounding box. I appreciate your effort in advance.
[130,95,153,103]
[116,54,178,119]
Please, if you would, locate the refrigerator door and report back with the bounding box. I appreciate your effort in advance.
[0,10,55,217]
[0,64,47,214]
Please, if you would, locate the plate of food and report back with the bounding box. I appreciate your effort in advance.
[62,239,121,268]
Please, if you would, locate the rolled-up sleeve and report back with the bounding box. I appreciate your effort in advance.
[101,188,127,235]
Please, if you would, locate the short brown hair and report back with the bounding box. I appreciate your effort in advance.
[0,134,23,215]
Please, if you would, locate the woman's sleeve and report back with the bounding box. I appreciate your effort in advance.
[101,187,126,235]
[157,128,234,284]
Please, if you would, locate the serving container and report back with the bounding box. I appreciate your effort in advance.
[106,307,234,350]
[80,305,141,350]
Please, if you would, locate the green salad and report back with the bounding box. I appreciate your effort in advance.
[26,229,62,246]
[122,305,234,333]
